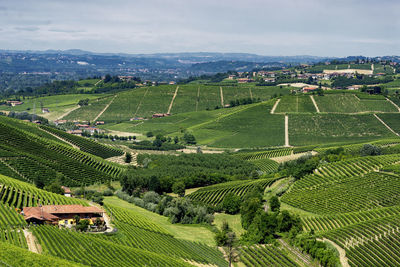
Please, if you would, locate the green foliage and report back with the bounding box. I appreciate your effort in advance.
[78,98,89,106]
[183,132,196,144]
[172,181,186,197]
[43,181,64,195]
[125,152,132,163]
[269,196,280,212]
[360,143,382,156]
[221,192,241,214]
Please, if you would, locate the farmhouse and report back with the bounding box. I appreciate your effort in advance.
[42,108,50,113]
[66,129,83,135]
[6,101,23,106]
[61,186,72,197]
[302,86,318,93]
[238,78,253,83]
[152,113,171,118]
[23,205,104,226]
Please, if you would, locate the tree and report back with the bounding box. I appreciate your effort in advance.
[360,144,381,156]
[44,182,64,195]
[225,231,239,267]
[221,192,241,214]
[240,197,262,229]
[124,152,132,163]
[146,131,154,138]
[172,181,185,197]
[174,136,179,144]
[183,133,196,144]
[269,196,280,212]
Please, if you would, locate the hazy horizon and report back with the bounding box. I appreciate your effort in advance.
[0,0,399,57]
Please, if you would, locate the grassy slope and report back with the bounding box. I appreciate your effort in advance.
[103,196,216,246]
[275,95,316,113]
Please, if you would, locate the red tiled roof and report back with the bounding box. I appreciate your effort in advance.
[23,205,103,217]
[23,207,60,222]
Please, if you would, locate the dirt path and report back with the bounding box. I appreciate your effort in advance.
[354,94,360,101]
[310,95,320,113]
[39,127,80,149]
[285,115,290,147]
[196,87,200,112]
[374,114,400,136]
[270,99,281,114]
[89,202,114,233]
[93,95,117,122]
[249,88,253,100]
[386,98,400,112]
[57,105,80,120]
[23,229,42,254]
[271,151,318,163]
[318,238,349,267]
[94,79,102,86]
[167,86,179,114]
[219,87,224,107]
[371,63,374,72]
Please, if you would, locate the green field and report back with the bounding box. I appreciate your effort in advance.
[274,95,316,113]
[376,113,400,133]
[63,95,114,121]
[314,94,397,113]
[289,113,395,146]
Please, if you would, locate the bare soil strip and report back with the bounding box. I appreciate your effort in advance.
[196,87,200,112]
[23,229,42,254]
[57,105,80,120]
[134,87,150,116]
[354,94,360,101]
[167,86,180,114]
[386,98,400,112]
[285,115,290,147]
[249,88,253,100]
[310,95,320,113]
[317,238,350,267]
[270,99,281,114]
[219,87,224,107]
[271,151,318,163]
[94,95,117,122]
[94,79,102,86]
[374,114,400,136]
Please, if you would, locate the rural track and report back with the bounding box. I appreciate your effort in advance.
[195,87,200,112]
[285,115,290,147]
[167,86,180,114]
[23,229,42,254]
[94,95,117,122]
[317,238,350,267]
[374,114,400,136]
[57,105,80,120]
[270,99,280,114]
[219,87,224,107]
[386,97,400,112]
[309,95,320,113]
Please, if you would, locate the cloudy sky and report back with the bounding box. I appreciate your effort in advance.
[0,0,399,56]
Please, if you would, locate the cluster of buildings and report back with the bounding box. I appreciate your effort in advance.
[54,120,105,136]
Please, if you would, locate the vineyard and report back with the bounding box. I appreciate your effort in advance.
[0,204,26,228]
[0,241,86,267]
[0,174,87,209]
[187,178,278,206]
[32,225,191,267]
[323,214,400,267]
[0,116,124,186]
[100,203,227,266]
[274,95,316,113]
[250,158,280,173]
[235,148,293,160]
[239,244,298,267]
[40,125,123,159]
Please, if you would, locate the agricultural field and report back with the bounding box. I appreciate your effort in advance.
[289,113,395,146]
[187,178,278,206]
[274,95,317,113]
[63,95,114,121]
[375,113,400,133]
[313,94,397,113]
[193,102,285,148]
[239,244,299,267]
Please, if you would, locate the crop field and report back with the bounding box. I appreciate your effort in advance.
[0,174,87,208]
[194,103,285,148]
[289,114,395,146]
[249,158,280,173]
[0,227,28,249]
[0,241,85,267]
[282,155,400,214]
[235,148,293,160]
[32,225,191,267]
[187,178,278,206]
[63,96,114,121]
[274,95,316,113]
[0,117,124,186]
[375,113,400,133]
[239,245,298,267]
[314,94,397,113]
[0,204,26,228]
[323,215,400,267]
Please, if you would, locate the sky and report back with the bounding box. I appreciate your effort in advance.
[0,0,399,57]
